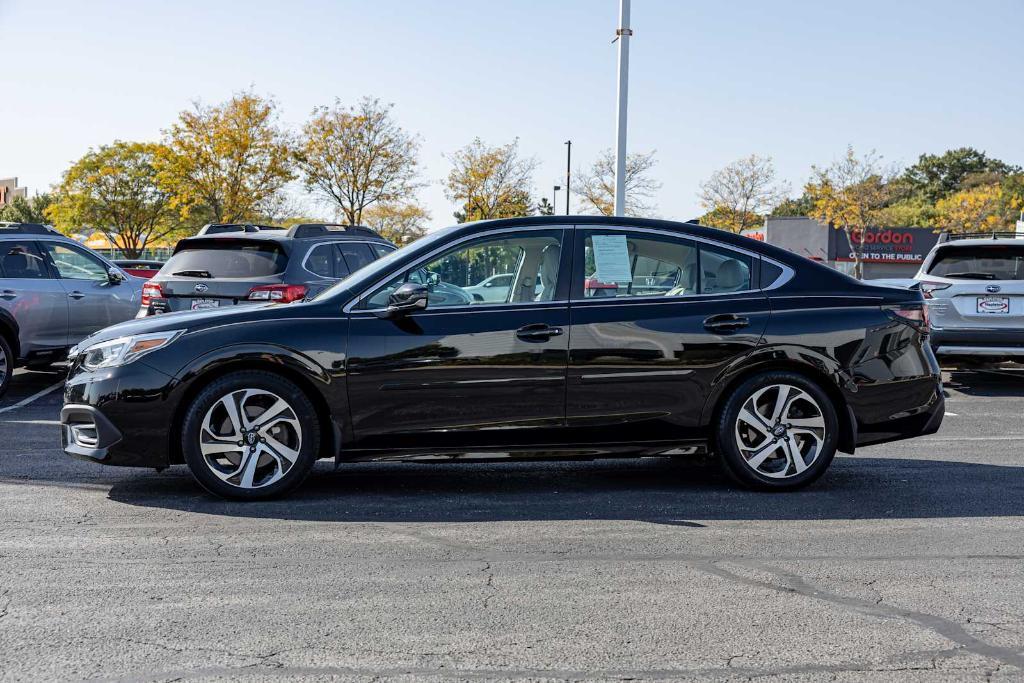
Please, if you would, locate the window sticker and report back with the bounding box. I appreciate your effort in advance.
[591,235,633,284]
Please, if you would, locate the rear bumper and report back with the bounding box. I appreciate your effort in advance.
[930,327,1024,357]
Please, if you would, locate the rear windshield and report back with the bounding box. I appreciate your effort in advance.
[162,240,288,278]
[927,245,1024,280]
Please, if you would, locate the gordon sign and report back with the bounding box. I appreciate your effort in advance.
[830,227,940,264]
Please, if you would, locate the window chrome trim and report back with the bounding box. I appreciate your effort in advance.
[342,225,571,314]
[301,240,386,280]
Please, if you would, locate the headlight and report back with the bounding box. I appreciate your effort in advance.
[80,330,184,370]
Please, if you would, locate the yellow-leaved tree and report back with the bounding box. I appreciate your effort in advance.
[47,141,178,258]
[361,202,430,246]
[806,147,892,280]
[935,184,1008,233]
[156,91,294,225]
[698,154,788,232]
[294,97,423,226]
[444,138,537,222]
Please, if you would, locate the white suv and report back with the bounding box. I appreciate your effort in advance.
[916,233,1024,363]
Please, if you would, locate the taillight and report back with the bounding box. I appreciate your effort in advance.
[919,281,952,300]
[141,281,162,307]
[247,284,308,303]
[885,304,929,330]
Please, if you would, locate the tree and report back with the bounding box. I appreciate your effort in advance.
[445,138,537,222]
[156,91,294,224]
[935,184,1009,233]
[770,193,814,217]
[698,154,789,232]
[574,149,660,217]
[0,193,53,224]
[902,147,1020,203]
[805,147,893,280]
[536,197,555,216]
[47,141,176,258]
[362,201,430,246]
[294,97,422,226]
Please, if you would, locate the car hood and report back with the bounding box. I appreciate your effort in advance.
[72,300,307,350]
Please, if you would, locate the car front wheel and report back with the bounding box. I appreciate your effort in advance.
[181,371,320,500]
[716,371,839,490]
[0,335,12,398]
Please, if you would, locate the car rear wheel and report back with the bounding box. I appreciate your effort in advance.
[0,335,12,398]
[181,371,320,500]
[716,371,838,490]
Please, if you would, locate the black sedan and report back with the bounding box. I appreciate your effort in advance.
[60,216,943,499]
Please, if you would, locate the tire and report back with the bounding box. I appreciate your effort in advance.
[0,335,12,399]
[181,370,321,500]
[716,371,839,491]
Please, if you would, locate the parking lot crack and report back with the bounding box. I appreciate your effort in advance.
[697,559,1024,672]
[480,560,497,608]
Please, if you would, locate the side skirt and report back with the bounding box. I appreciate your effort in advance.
[332,440,710,463]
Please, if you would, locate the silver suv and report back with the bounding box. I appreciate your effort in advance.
[917,233,1024,363]
[0,223,143,397]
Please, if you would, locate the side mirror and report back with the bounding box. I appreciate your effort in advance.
[107,268,126,284]
[379,282,429,319]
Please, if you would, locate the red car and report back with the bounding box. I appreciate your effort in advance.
[114,259,164,279]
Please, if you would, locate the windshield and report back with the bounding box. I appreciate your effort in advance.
[312,225,460,301]
[927,245,1024,280]
[161,240,288,278]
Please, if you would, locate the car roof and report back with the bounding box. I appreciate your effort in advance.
[932,237,1024,248]
[174,228,394,251]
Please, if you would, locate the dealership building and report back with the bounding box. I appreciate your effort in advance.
[742,217,941,279]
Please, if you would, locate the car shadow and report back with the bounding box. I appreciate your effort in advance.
[103,455,1024,524]
[943,365,1024,398]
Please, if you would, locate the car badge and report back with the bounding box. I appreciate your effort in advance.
[194,283,209,293]
[986,284,1001,293]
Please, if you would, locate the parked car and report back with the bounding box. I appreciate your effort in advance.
[138,224,397,316]
[914,233,1024,364]
[0,223,142,397]
[114,260,164,279]
[196,223,287,236]
[61,216,943,499]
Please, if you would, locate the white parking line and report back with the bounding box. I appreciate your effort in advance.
[0,381,64,415]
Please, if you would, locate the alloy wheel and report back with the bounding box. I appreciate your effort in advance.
[733,383,826,479]
[0,346,7,387]
[199,388,303,489]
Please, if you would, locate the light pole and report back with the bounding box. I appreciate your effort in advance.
[564,140,572,215]
[553,185,562,215]
[613,0,632,217]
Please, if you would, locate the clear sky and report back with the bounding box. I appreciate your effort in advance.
[2,0,1022,227]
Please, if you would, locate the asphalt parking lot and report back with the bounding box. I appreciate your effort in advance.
[1,367,1023,682]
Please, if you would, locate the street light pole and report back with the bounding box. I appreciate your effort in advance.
[553,185,562,215]
[613,0,631,217]
[564,140,572,215]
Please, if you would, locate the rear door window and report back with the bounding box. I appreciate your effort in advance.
[0,241,49,279]
[698,244,753,294]
[162,240,288,278]
[370,243,397,259]
[927,246,1024,280]
[337,243,375,274]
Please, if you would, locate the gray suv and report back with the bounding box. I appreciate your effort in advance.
[916,233,1024,363]
[0,223,143,397]
[140,224,397,316]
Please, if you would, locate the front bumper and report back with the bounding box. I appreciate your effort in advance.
[60,360,179,468]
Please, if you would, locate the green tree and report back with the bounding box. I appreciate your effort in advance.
[445,138,537,222]
[47,141,177,258]
[0,193,53,224]
[157,91,294,223]
[901,147,1020,203]
[536,197,555,216]
[295,97,423,226]
[770,193,814,217]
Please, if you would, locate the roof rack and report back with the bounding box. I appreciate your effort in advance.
[196,223,286,235]
[939,231,1024,243]
[288,223,381,239]
[0,222,62,236]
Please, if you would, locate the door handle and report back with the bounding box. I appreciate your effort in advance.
[68,291,86,300]
[516,324,563,342]
[703,314,750,332]
[0,290,16,300]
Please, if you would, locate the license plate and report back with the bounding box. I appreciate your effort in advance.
[976,296,1009,314]
[191,298,220,311]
